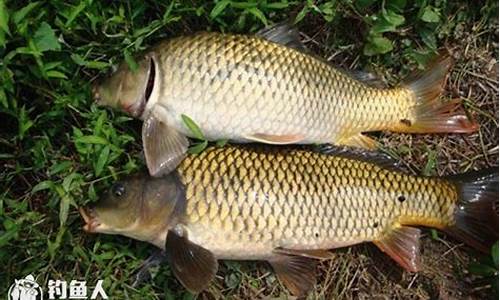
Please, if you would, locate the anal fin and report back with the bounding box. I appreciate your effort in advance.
[373,226,421,272]
[165,230,218,293]
[244,133,304,144]
[268,254,317,296]
[338,133,378,150]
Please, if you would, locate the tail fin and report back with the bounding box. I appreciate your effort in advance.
[397,55,479,133]
[445,168,499,253]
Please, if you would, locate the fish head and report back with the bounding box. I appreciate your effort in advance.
[80,173,184,242]
[93,54,156,119]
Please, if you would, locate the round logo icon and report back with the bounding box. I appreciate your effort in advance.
[8,274,43,300]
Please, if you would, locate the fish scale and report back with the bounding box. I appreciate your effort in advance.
[177,146,456,259]
[153,32,406,143]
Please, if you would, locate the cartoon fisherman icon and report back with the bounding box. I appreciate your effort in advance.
[8,274,43,300]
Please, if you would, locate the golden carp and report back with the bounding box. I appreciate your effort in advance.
[93,24,478,177]
[80,145,497,296]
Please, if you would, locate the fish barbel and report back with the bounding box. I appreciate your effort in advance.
[93,24,478,177]
[80,145,498,296]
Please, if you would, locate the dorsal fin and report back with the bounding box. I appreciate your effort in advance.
[314,144,408,173]
[256,22,308,52]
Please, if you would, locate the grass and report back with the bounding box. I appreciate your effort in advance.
[0,0,498,299]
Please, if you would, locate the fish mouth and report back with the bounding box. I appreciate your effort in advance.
[79,207,101,233]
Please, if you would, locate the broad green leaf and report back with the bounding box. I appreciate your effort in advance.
[71,53,86,65]
[32,180,55,193]
[58,192,72,214]
[0,222,18,247]
[46,70,67,79]
[84,61,109,69]
[181,114,205,140]
[33,22,61,52]
[0,0,10,35]
[47,227,65,260]
[95,146,110,176]
[210,0,231,19]
[18,106,34,139]
[216,139,228,147]
[383,9,405,27]
[407,48,434,68]
[225,272,241,289]
[420,6,440,23]
[231,2,258,9]
[12,2,40,26]
[124,50,138,72]
[419,28,437,49]
[71,53,109,69]
[65,1,87,27]
[50,161,73,175]
[264,2,290,9]
[75,135,109,145]
[469,262,497,277]
[422,149,437,176]
[43,61,63,70]
[371,10,405,34]
[187,141,208,154]
[247,7,267,25]
[0,29,4,48]
[363,35,393,56]
[294,5,309,24]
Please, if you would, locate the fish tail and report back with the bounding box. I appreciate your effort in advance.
[393,54,479,133]
[445,168,498,252]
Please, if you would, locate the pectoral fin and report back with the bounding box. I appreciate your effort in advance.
[268,254,317,297]
[165,230,218,293]
[373,226,421,272]
[143,106,189,177]
[244,133,304,144]
[273,247,334,259]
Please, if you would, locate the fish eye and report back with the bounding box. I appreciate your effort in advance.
[112,183,126,197]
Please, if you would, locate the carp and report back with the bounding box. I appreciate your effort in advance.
[93,24,478,177]
[80,145,497,296]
